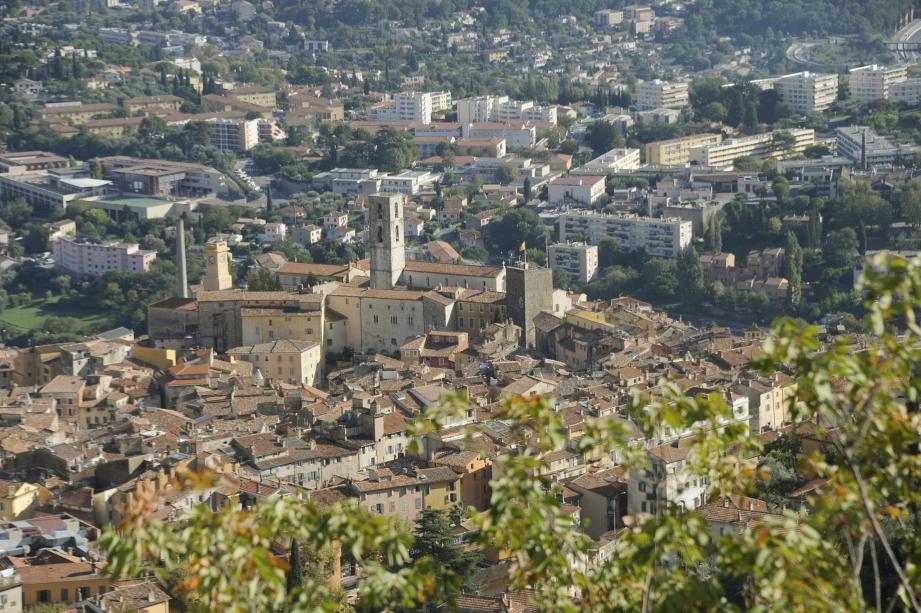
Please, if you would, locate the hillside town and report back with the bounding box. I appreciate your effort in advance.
[0,0,919,610]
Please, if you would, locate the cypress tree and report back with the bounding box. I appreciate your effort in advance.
[784,231,803,308]
[858,219,868,256]
[286,538,302,596]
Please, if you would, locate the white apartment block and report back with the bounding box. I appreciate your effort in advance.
[207,118,260,152]
[369,91,452,124]
[548,175,607,206]
[688,128,815,170]
[548,242,599,283]
[558,212,692,259]
[848,64,908,104]
[53,235,157,277]
[836,126,918,167]
[379,170,441,195]
[571,147,641,175]
[755,71,839,115]
[457,96,557,125]
[636,80,689,111]
[457,96,502,124]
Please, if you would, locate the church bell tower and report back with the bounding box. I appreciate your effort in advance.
[368,193,406,290]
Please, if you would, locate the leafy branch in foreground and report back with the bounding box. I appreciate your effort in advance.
[101,254,921,612]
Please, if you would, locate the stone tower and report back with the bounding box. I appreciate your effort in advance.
[203,240,233,291]
[506,262,553,349]
[368,193,406,290]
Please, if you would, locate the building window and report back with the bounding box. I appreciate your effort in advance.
[38,591,51,603]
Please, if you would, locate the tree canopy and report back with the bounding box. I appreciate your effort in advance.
[100,254,921,612]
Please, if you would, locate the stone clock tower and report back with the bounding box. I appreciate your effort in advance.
[203,240,233,291]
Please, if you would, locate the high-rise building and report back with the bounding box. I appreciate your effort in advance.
[206,118,260,152]
[456,95,558,125]
[755,72,839,115]
[505,263,553,349]
[636,80,689,111]
[558,212,692,259]
[369,193,406,290]
[847,65,908,104]
[203,240,233,291]
[548,243,599,284]
[369,91,452,124]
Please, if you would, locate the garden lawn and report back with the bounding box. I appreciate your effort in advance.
[0,294,110,333]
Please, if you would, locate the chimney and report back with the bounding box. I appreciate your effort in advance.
[177,216,189,299]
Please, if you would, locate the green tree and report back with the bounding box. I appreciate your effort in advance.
[807,199,822,249]
[784,231,803,307]
[552,268,572,289]
[495,161,519,185]
[522,176,532,202]
[485,208,548,256]
[246,267,282,291]
[895,183,921,228]
[460,245,489,262]
[772,177,790,203]
[742,100,759,131]
[638,257,678,302]
[598,236,621,269]
[524,247,546,266]
[265,186,274,217]
[857,219,868,256]
[585,120,622,155]
[411,508,483,610]
[286,537,303,597]
[676,246,705,305]
[704,214,723,254]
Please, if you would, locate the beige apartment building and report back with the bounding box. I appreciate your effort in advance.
[689,128,815,169]
[206,117,260,151]
[226,339,322,386]
[848,64,908,104]
[52,235,158,278]
[548,242,599,283]
[228,85,277,108]
[37,102,118,125]
[636,79,689,110]
[645,133,723,166]
[756,71,839,115]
